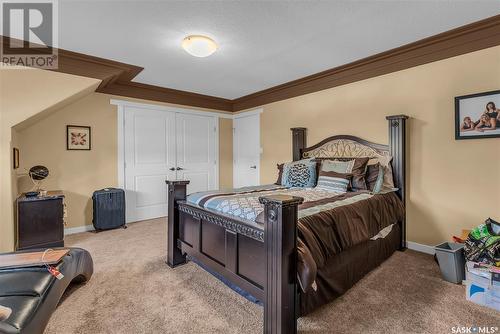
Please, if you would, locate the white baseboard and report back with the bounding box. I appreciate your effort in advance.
[64,224,95,235]
[407,241,435,255]
[64,218,151,236]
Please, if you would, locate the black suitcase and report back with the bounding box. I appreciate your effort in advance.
[92,188,126,231]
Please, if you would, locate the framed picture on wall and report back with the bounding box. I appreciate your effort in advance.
[67,125,91,150]
[13,148,19,169]
[455,90,500,140]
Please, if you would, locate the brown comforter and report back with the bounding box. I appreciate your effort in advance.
[295,191,405,292]
[187,186,405,293]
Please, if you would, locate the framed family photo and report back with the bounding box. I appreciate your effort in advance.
[455,90,500,140]
[12,148,19,169]
[67,125,91,150]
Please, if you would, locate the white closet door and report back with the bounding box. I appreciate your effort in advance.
[124,107,176,222]
[176,113,217,195]
[233,113,260,188]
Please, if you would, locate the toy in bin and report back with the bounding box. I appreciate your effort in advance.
[464,218,500,266]
[462,218,500,311]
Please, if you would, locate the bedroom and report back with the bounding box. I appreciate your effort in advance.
[0,1,499,333]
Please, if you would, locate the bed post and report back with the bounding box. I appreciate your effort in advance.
[259,194,304,334]
[291,128,307,161]
[386,115,409,249]
[166,180,190,268]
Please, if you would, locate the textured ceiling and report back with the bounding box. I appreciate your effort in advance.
[57,0,500,99]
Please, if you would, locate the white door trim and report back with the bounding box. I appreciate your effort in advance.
[114,99,220,222]
[117,104,125,190]
[233,108,263,119]
[233,109,261,187]
[111,99,233,119]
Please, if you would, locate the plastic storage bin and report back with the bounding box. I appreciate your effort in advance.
[465,263,500,311]
[434,242,465,284]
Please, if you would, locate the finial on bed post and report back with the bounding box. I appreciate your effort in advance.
[386,115,409,249]
[166,180,190,268]
[291,128,307,161]
[259,194,304,334]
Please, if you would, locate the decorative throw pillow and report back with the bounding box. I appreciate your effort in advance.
[282,159,317,188]
[365,163,384,193]
[320,159,355,173]
[321,157,369,191]
[382,161,395,190]
[368,156,395,190]
[316,170,352,193]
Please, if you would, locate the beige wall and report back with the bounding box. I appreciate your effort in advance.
[10,128,20,237]
[16,93,118,229]
[15,92,233,230]
[260,45,500,246]
[0,67,100,251]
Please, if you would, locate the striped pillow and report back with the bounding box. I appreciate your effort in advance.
[315,170,352,193]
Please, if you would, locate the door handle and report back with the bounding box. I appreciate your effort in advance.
[176,167,184,171]
[169,167,175,171]
[250,166,257,169]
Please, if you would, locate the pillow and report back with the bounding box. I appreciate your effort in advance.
[316,170,352,193]
[320,159,355,173]
[275,163,284,185]
[365,163,384,193]
[321,157,369,191]
[382,161,395,190]
[282,159,317,188]
[368,156,395,190]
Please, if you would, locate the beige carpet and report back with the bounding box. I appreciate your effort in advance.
[46,218,499,334]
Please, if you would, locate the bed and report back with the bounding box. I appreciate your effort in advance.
[166,114,408,334]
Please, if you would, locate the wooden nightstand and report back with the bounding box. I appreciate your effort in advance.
[16,191,65,250]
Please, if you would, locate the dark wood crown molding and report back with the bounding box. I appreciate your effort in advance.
[2,14,500,112]
[232,14,500,111]
[98,81,233,111]
[1,36,234,111]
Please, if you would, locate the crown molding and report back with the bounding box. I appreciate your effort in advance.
[100,80,233,111]
[2,14,500,112]
[1,36,233,111]
[232,14,500,111]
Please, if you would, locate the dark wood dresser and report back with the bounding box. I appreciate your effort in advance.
[16,191,65,250]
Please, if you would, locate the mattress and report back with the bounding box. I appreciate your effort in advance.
[186,185,405,292]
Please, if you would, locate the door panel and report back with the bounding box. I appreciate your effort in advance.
[233,114,260,188]
[124,107,218,222]
[182,171,210,194]
[135,175,168,207]
[134,117,167,164]
[176,113,217,194]
[124,107,176,222]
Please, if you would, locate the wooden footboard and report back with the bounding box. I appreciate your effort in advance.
[260,195,303,334]
[166,180,303,334]
[166,180,188,268]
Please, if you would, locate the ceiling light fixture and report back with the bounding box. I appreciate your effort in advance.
[182,35,218,58]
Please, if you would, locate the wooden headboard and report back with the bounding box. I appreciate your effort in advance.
[290,115,408,248]
[301,135,390,160]
[290,114,409,203]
